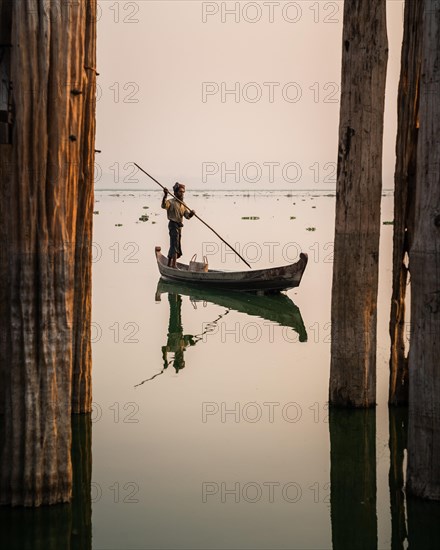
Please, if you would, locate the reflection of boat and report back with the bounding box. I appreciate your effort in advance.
[136,280,307,387]
[136,286,230,387]
[156,279,307,342]
[155,246,308,292]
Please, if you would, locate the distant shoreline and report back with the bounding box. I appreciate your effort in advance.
[94,188,394,195]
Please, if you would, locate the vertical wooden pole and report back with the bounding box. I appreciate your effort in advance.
[71,0,96,414]
[388,1,423,406]
[406,0,440,501]
[0,0,96,506]
[0,0,13,416]
[329,0,388,407]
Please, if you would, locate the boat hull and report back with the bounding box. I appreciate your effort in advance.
[155,246,308,292]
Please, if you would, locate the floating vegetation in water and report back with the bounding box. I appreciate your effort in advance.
[241,216,260,220]
[115,223,123,227]
[306,227,316,231]
[93,210,99,215]
[290,216,296,220]
[139,214,149,222]
[383,220,394,225]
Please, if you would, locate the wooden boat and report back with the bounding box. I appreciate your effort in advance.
[155,279,307,341]
[155,246,308,293]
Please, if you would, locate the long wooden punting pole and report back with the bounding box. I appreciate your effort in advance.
[134,163,252,269]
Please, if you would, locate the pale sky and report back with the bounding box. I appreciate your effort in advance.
[96,0,404,190]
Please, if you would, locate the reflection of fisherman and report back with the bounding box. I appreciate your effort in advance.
[161,293,196,373]
[161,182,195,268]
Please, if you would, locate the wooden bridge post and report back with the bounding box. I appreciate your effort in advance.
[406,0,440,501]
[0,0,96,506]
[329,0,388,407]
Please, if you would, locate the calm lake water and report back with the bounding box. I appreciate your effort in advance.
[2,191,439,549]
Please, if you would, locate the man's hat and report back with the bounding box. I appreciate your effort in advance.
[173,182,185,193]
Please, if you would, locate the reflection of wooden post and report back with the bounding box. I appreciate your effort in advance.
[407,495,440,547]
[71,415,92,550]
[388,407,408,550]
[388,0,423,406]
[329,409,377,550]
[406,0,440,501]
[330,0,388,407]
[0,500,71,549]
[0,1,96,505]
[0,414,92,548]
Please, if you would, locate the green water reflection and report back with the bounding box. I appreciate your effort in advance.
[155,279,308,343]
[389,406,407,549]
[136,280,308,386]
[388,407,440,550]
[329,408,377,550]
[329,407,440,550]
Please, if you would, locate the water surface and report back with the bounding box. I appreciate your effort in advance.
[2,191,440,549]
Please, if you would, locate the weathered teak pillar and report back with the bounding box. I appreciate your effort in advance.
[406,0,440,501]
[388,0,423,407]
[329,0,388,407]
[72,0,96,414]
[0,1,96,506]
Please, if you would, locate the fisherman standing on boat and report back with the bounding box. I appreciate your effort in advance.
[161,182,195,268]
